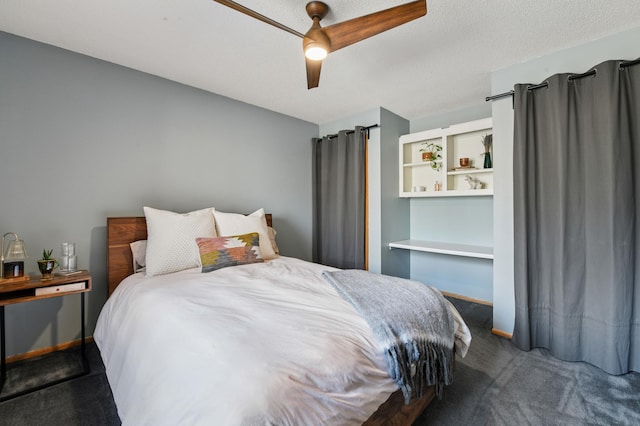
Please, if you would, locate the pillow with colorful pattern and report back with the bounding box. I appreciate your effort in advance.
[196,233,264,273]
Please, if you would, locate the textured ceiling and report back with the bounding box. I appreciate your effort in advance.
[1,1,640,124]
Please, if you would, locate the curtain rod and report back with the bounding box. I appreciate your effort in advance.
[485,58,640,102]
[324,124,379,139]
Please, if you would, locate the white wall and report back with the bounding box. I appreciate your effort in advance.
[491,97,515,332]
[491,25,640,334]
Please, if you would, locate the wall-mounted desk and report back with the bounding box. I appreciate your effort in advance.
[389,239,493,260]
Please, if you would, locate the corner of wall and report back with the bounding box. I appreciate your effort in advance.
[377,108,410,277]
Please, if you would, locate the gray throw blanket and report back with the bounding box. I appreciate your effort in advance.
[323,270,454,403]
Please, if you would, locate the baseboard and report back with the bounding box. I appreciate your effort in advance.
[491,328,513,339]
[5,337,94,364]
[441,291,493,307]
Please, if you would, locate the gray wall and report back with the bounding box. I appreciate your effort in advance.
[491,24,640,334]
[378,108,410,278]
[0,32,318,357]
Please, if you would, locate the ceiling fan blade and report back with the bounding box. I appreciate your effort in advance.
[305,57,323,89]
[213,0,304,38]
[323,0,427,52]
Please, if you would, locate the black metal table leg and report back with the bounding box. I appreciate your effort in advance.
[81,292,89,371]
[1,306,6,394]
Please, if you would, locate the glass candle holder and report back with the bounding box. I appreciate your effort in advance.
[60,242,77,272]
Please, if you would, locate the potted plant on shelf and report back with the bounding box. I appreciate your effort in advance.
[37,249,58,280]
[419,142,443,171]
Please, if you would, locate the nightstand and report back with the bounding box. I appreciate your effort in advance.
[0,271,92,401]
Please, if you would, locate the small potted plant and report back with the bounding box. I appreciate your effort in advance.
[419,142,442,171]
[37,249,58,280]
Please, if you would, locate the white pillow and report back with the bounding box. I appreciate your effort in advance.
[267,227,279,255]
[144,206,217,277]
[130,240,147,273]
[213,208,277,260]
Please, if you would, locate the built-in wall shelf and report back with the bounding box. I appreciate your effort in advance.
[389,239,494,260]
[399,118,493,197]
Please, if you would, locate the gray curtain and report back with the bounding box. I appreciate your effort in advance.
[512,59,640,374]
[312,127,366,269]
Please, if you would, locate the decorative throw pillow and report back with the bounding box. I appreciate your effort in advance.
[196,233,264,273]
[144,206,217,277]
[213,208,277,259]
[130,240,147,273]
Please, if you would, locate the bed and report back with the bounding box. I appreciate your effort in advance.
[96,208,470,425]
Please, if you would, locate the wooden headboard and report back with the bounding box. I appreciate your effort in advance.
[106,214,272,296]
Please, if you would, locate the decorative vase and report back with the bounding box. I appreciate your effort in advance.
[483,152,492,169]
[37,259,57,280]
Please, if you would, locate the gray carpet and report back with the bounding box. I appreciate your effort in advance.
[415,298,640,425]
[0,344,119,426]
[0,298,638,425]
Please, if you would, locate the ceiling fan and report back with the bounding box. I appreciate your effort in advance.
[213,1,427,89]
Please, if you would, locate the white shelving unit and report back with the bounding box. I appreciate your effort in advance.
[392,117,495,267]
[399,118,493,197]
[388,240,493,260]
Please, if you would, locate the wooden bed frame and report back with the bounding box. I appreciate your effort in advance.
[106,216,437,425]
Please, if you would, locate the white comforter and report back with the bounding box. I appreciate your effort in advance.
[94,256,470,425]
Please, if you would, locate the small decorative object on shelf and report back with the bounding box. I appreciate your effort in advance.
[37,249,58,280]
[465,175,483,189]
[0,232,29,283]
[481,134,493,169]
[419,142,442,171]
[60,242,78,272]
[459,157,470,167]
[434,181,442,191]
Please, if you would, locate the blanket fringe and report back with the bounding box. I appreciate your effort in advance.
[387,341,454,404]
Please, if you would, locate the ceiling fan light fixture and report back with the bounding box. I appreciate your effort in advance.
[305,45,328,61]
[303,24,330,62]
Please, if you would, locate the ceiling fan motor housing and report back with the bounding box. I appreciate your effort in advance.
[305,2,329,20]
